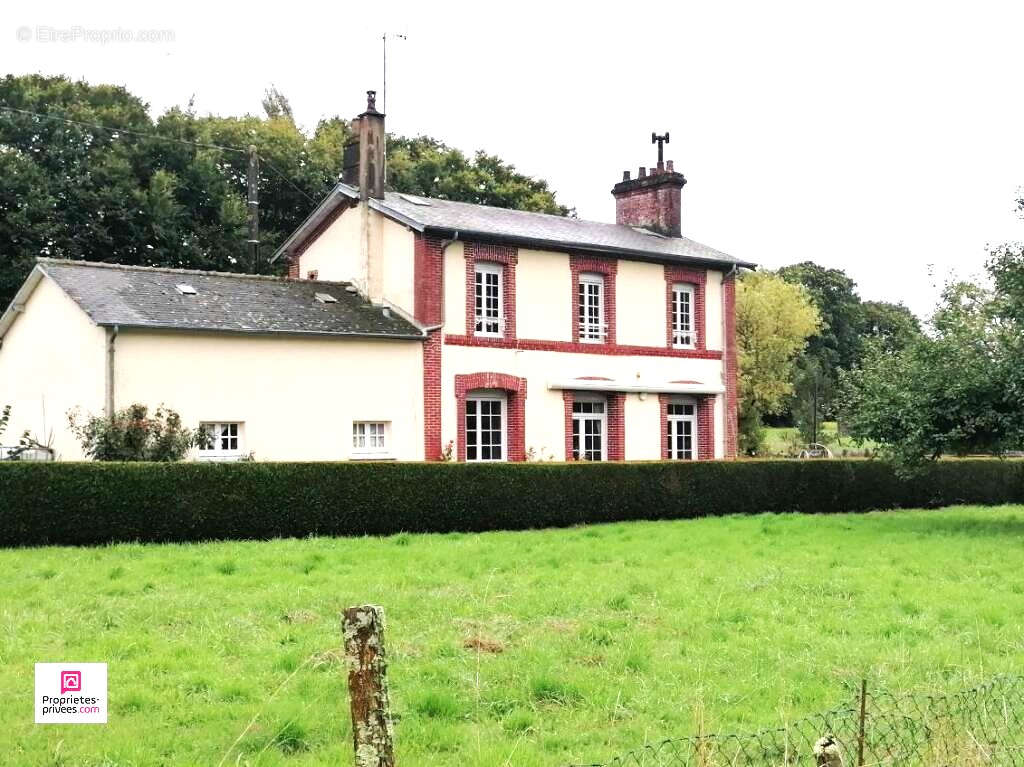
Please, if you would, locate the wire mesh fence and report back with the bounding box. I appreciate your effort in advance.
[573,675,1024,767]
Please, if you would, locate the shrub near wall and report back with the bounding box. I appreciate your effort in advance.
[2,460,1024,547]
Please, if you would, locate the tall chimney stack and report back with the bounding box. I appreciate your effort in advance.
[611,133,686,237]
[342,90,386,200]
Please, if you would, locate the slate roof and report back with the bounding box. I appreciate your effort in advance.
[273,183,755,269]
[28,258,425,340]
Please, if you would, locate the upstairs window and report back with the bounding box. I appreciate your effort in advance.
[198,422,243,460]
[672,283,696,348]
[578,273,606,343]
[474,262,503,337]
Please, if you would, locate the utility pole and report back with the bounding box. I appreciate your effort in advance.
[247,145,260,274]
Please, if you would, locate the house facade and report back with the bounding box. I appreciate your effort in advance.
[0,92,752,462]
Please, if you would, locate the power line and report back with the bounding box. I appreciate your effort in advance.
[260,156,320,204]
[0,105,248,154]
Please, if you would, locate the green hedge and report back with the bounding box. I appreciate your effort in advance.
[2,459,1023,547]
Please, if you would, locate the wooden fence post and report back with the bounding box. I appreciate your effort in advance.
[342,605,395,767]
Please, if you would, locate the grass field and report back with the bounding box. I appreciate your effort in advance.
[763,422,876,457]
[4,506,1024,766]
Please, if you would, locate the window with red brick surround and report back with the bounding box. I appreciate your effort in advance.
[723,273,738,457]
[570,255,617,345]
[658,393,716,460]
[464,243,518,340]
[665,266,706,351]
[455,372,527,462]
[562,390,625,461]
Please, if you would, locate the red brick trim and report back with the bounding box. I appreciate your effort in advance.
[698,395,716,460]
[665,266,707,351]
[286,256,300,279]
[443,334,722,360]
[423,331,442,460]
[658,393,716,460]
[570,255,617,346]
[562,390,624,461]
[414,233,445,326]
[608,393,625,461]
[724,273,738,458]
[455,372,527,462]
[464,242,518,340]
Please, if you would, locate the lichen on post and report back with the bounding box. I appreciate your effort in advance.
[342,604,395,767]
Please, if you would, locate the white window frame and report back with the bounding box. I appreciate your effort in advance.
[465,389,507,462]
[352,421,391,458]
[666,398,698,460]
[578,272,606,343]
[672,282,696,349]
[571,394,608,461]
[474,262,504,338]
[198,422,244,461]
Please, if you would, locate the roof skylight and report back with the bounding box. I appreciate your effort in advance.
[398,193,432,206]
[176,284,197,295]
[630,226,667,239]
[315,292,338,304]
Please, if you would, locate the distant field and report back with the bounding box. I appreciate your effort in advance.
[4,506,1024,766]
[763,421,876,457]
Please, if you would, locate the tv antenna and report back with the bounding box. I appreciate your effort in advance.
[382,33,407,115]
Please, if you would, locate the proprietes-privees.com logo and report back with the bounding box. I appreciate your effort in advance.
[35,663,107,724]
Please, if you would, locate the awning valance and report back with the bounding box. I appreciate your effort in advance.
[547,378,725,395]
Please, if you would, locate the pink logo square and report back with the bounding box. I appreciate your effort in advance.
[60,670,81,695]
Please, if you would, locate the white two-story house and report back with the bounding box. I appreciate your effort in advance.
[0,91,752,462]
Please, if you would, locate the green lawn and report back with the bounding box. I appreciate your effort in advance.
[4,506,1024,766]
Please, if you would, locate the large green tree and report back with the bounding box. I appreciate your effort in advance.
[840,242,1024,467]
[735,271,821,454]
[0,74,568,309]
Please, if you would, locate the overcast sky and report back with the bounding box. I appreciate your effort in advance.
[8,0,1024,318]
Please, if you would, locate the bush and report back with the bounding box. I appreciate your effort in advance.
[1,459,1023,547]
[68,403,205,462]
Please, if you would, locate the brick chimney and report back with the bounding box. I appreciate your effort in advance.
[341,90,385,200]
[612,138,686,237]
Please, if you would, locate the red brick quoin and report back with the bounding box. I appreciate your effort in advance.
[454,372,527,462]
[414,234,445,326]
[658,393,716,460]
[664,266,707,351]
[464,243,518,339]
[562,390,625,461]
[724,273,738,458]
[422,331,443,460]
[569,255,617,346]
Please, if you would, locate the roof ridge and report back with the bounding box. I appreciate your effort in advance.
[36,258,355,288]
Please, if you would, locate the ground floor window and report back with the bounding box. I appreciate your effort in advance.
[465,390,506,462]
[352,421,389,456]
[666,400,697,459]
[572,397,607,461]
[199,422,243,460]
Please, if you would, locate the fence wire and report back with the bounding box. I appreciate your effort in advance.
[574,675,1024,767]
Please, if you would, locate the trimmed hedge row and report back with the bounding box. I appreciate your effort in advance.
[2,459,1024,547]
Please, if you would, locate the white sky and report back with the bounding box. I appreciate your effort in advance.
[7,0,1024,317]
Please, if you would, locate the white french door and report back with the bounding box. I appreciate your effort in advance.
[572,397,607,461]
[666,401,697,460]
[465,390,507,461]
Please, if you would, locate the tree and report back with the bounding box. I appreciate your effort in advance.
[735,271,821,454]
[859,300,921,353]
[840,275,1024,469]
[777,262,863,397]
[68,403,206,461]
[0,74,570,308]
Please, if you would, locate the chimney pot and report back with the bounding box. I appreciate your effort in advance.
[638,166,647,178]
[622,170,631,181]
[666,160,674,172]
[612,146,687,237]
